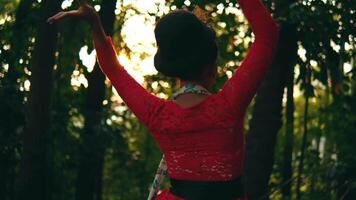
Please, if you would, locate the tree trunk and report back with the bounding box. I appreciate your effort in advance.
[243,20,297,200]
[281,64,295,199]
[15,0,61,200]
[326,45,342,100]
[296,66,311,200]
[0,1,35,199]
[75,1,116,200]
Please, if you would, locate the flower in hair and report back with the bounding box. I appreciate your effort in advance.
[193,6,210,24]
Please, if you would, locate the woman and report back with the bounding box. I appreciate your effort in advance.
[48,0,279,199]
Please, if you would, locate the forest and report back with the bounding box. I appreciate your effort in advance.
[0,0,355,199]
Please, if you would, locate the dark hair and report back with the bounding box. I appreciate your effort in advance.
[154,9,218,81]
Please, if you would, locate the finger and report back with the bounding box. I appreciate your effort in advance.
[48,12,65,20]
[47,11,79,24]
[47,12,65,24]
[48,13,69,24]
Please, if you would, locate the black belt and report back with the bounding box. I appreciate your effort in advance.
[170,176,245,200]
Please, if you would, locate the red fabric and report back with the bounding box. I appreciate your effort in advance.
[94,0,279,199]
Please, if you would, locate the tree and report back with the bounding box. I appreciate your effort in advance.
[15,0,61,199]
[0,1,36,199]
[281,54,295,200]
[296,65,311,200]
[75,1,116,200]
[243,0,297,198]
[277,1,298,199]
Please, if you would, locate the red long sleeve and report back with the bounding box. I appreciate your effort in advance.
[218,0,279,115]
[94,37,164,129]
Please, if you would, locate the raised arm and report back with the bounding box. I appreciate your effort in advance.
[218,0,279,114]
[96,36,166,128]
[47,3,164,128]
[94,37,164,128]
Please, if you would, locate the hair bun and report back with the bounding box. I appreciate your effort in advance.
[154,9,218,80]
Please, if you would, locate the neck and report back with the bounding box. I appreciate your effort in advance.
[181,80,208,89]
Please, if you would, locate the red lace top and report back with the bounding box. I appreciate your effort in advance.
[95,0,278,198]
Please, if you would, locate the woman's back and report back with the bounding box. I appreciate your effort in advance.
[150,92,246,181]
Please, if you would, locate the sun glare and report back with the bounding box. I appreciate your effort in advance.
[79,46,96,73]
[78,0,166,91]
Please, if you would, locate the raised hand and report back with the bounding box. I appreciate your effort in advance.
[47,1,107,46]
[47,2,99,26]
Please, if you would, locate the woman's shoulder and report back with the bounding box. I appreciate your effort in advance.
[150,94,234,130]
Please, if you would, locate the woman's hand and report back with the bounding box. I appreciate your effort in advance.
[47,1,107,46]
[47,2,99,26]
